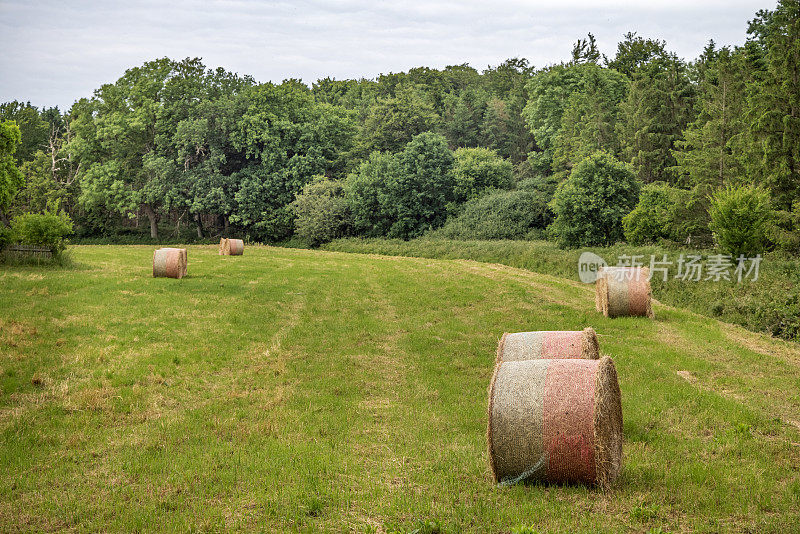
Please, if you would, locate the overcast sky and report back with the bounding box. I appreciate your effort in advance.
[0,0,776,110]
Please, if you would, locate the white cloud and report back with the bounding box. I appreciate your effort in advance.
[0,0,777,109]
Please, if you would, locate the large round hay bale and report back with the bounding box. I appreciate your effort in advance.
[219,238,243,256]
[497,328,599,362]
[153,248,187,279]
[227,239,243,255]
[487,356,623,487]
[595,267,653,318]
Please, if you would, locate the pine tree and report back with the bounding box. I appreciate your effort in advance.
[617,53,695,184]
[673,47,747,189]
[743,0,800,209]
[551,67,627,176]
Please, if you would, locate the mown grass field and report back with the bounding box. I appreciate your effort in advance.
[322,238,800,343]
[1,245,799,533]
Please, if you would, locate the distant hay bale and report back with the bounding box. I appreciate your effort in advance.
[497,328,599,362]
[487,356,623,487]
[595,267,653,318]
[153,248,187,279]
[219,238,243,256]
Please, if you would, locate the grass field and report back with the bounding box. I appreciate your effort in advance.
[322,238,800,343]
[1,245,799,532]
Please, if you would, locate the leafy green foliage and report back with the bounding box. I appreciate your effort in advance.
[623,182,701,244]
[290,178,351,247]
[388,132,455,239]
[742,0,800,210]
[673,46,746,189]
[10,210,73,253]
[344,151,399,238]
[548,152,639,247]
[770,200,800,253]
[523,63,626,174]
[2,5,800,252]
[606,32,672,78]
[434,188,551,240]
[0,101,51,165]
[0,120,24,217]
[550,66,628,176]
[708,184,774,256]
[450,147,513,203]
[617,52,694,184]
[357,84,439,155]
[0,225,12,250]
[70,58,207,238]
[230,81,356,241]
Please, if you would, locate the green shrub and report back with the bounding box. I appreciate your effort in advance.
[450,147,513,203]
[0,225,13,250]
[514,157,560,198]
[389,132,456,239]
[344,151,399,237]
[290,178,351,247]
[708,184,774,256]
[548,152,639,247]
[623,182,706,245]
[770,199,800,254]
[10,210,74,253]
[517,175,559,198]
[433,189,552,240]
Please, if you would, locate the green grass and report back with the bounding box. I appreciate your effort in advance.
[1,245,799,532]
[322,238,800,342]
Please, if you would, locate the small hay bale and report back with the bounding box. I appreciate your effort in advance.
[497,328,599,362]
[219,238,243,256]
[487,356,623,487]
[153,247,187,279]
[595,267,653,318]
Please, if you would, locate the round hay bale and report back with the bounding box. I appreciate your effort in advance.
[219,238,243,256]
[153,248,187,279]
[227,238,244,256]
[595,267,653,318]
[497,328,599,362]
[487,356,623,487]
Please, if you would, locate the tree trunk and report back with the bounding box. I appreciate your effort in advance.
[195,213,204,238]
[143,205,159,239]
[223,215,229,235]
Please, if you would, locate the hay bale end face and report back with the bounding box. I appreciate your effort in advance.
[498,328,599,362]
[595,267,653,318]
[153,248,187,279]
[219,238,244,256]
[487,356,623,487]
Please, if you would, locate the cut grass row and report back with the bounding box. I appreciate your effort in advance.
[1,245,799,532]
[321,238,800,343]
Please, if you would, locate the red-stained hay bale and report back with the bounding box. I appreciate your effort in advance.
[595,266,653,318]
[497,328,599,362]
[219,238,243,256]
[487,356,623,487]
[153,248,187,279]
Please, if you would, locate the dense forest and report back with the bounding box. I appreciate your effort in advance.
[1,1,798,255]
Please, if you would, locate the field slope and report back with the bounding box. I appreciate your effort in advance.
[1,245,799,532]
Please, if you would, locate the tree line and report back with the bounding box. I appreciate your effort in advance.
[1,0,798,253]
